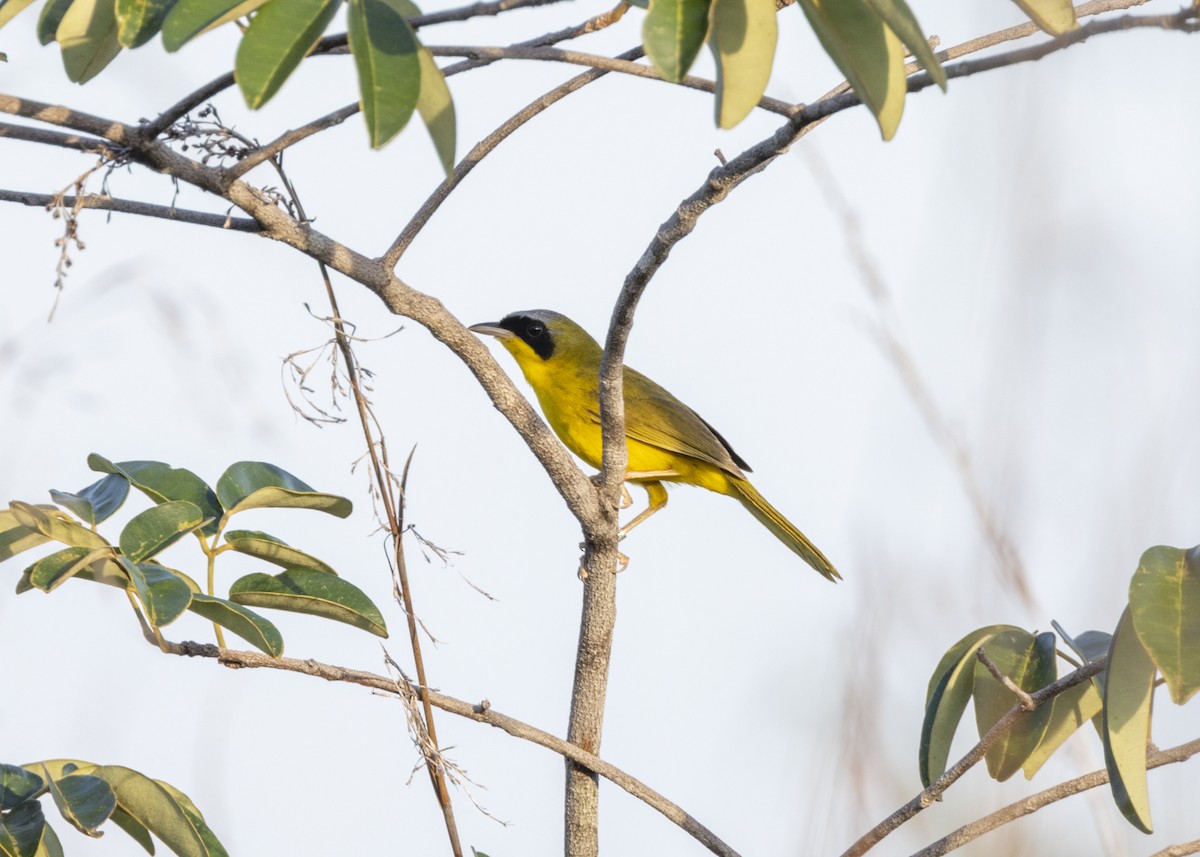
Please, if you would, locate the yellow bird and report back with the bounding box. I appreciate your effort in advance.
[470,310,839,581]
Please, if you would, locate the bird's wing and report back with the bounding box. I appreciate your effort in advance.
[586,366,750,476]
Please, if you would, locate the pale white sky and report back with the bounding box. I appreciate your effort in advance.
[2,2,1200,855]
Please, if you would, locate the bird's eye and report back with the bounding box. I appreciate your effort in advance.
[527,321,545,337]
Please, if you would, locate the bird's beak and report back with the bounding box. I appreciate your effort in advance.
[468,322,513,340]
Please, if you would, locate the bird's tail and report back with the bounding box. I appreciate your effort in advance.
[729,478,840,581]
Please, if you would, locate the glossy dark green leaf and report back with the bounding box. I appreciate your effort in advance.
[45,773,114,836]
[972,629,1056,781]
[188,593,284,656]
[56,0,122,82]
[161,0,268,50]
[707,0,777,128]
[1058,626,1112,665]
[118,558,192,627]
[26,546,112,592]
[1129,544,1200,705]
[18,763,84,782]
[0,509,51,563]
[49,475,128,527]
[0,765,43,810]
[154,782,227,857]
[223,530,336,574]
[1102,606,1156,833]
[389,0,455,171]
[0,0,37,31]
[919,624,1021,787]
[1021,678,1103,778]
[108,808,154,855]
[216,462,351,518]
[1010,0,1076,35]
[230,568,387,637]
[89,456,222,536]
[37,0,73,42]
[87,767,206,857]
[235,0,342,109]
[862,0,944,89]
[8,503,109,551]
[0,801,44,857]
[798,0,905,139]
[32,822,62,857]
[115,0,176,45]
[118,501,204,562]
[643,0,710,83]
[348,0,420,148]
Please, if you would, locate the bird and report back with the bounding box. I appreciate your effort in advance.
[469,309,839,581]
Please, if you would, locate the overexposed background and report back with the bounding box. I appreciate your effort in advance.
[2,1,1199,854]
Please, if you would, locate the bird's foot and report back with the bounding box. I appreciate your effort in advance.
[577,543,630,579]
[588,473,634,509]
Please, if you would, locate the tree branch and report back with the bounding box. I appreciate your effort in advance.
[0,121,116,154]
[840,659,1106,857]
[0,189,261,231]
[914,737,1200,856]
[226,103,360,180]
[168,641,741,857]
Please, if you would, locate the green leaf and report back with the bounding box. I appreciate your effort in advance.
[707,0,777,128]
[347,0,420,149]
[115,0,176,45]
[230,568,387,637]
[919,624,1021,787]
[1021,678,1103,779]
[862,0,943,90]
[160,0,267,50]
[0,801,45,857]
[1129,544,1200,705]
[972,629,1057,781]
[119,501,205,562]
[390,0,455,172]
[56,0,122,82]
[0,0,37,31]
[86,768,206,857]
[8,502,109,551]
[1009,0,1076,36]
[1102,606,1156,833]
[223,530,336,574]
[49,474,129,526]
[798,0,905,139]
[26,546,113,592]
[234,0,343,109]
[108,808,154,855]
[32,823,61,857]
[188,593,284,656]
[37,0,73,42]
[45,773,114,836]
[224,532,338,577]
[216,462,351,518]
[153,782,227,857]
[118,558,192,627]
[89,456,222,536]
[0,765,43,810]
[643,0,710,83]
[19,763,87,782]
[0,510,52,563]
[1057,626,1112,665]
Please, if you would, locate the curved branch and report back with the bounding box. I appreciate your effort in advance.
[384,46,645,267]
[914,737,1200,856]
[0,189,261,231]
[410,0,572,28]
[144,72,236,139]
[227,103,360,180]
[171,641,741,857]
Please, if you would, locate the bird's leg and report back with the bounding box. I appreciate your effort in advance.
[619,480,669,540]
[588,473,650,510]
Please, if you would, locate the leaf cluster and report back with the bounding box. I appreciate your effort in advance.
[920,543,1200,834]
[2,455,387,656]
[0,760,224,857]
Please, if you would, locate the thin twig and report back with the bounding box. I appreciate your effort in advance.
[226,103,360,180]
[975,647,1035,710]
[0,121,117,154]
[409,0,571,28]
[0,189,260,231]
[384,45,643,266]
[913,739,1200,856]
[167,641,742,857]
[839,659,1106,857]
